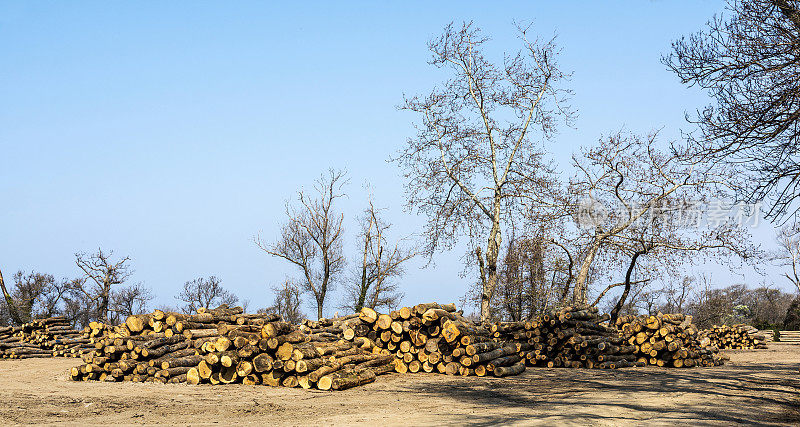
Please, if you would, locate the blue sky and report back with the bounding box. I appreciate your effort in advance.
[0,1,790,316]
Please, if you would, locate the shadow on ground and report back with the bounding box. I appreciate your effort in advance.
[398,362,800,426]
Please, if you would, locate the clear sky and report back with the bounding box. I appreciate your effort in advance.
[0,1,790,317]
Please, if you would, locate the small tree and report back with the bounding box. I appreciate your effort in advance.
[342,197,414,313]
[11,271,71,322]
[488,224,572,321]
[176,276,238,314]
[109,283,153,322]
[395,22,573,321]
[256,169,348,319]
[261,280,305,323]
[73,249,133,322]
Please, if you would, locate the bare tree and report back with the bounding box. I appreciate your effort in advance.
[256,169,347,319]
[176,276,238,314]
[665,0,800,220]
[109,283,153,323]
[342,197,414,313]
[260,280,305,323]
[659,276,696,315]
[72,249,133,322]
[10,271,72,322]
[395,22,573,321]
[564,132,757,306]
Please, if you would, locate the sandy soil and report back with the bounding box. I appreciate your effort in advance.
[1,344,799,426]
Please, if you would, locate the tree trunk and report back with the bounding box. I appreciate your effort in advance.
[609,249,646,323]
[100,282,111,323]
[315,295,323,321]
[356,232,370,312]
[573,241,602,305]
[480,215,502,322]
[0,268,22,325]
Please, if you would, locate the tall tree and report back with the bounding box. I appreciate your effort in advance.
[665,0,800,220]
[73,249,133,322]
[395,22,573,321]
[256,169,347,319]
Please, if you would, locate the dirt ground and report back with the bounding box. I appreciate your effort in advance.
[1,344,799,426]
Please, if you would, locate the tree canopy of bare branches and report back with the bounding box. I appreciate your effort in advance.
[256,169,347,319]
[342,197,414,313]
[10,271,71,323]
[176,276,238,314]
[73,249,134,323]
[563,132,758,308]
[395,21,573,321]
[260,280,305,324]
[665,0,800,220]
[110,282,153,321]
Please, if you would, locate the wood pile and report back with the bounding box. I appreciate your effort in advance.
[487,306,642,369]
[758,330,776,342]
[615,313,728,367]
[69,305,394,390]
[339,303,642,376]
[779,330,800,343]
[699,325,768,349]
[338,302,529,377]
[0,317,92,359]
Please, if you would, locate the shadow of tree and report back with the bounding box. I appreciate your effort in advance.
[396,362,800,426]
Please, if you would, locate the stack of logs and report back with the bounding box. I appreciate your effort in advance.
[60,303,743,391]
[615,313,727,367]
[69,305,395,390]
[699,324,768,349]
[487,306,642,369]
[338,302,527,377]
[339,303,644,376]
[0,317,92,359]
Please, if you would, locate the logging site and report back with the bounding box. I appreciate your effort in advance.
[3,1,800,425]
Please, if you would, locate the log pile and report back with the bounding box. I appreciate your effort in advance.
[488,306,642,369]
[699,324,768,349]
[0,317,92,359]
[69,305,394,390]
[339,302,530,377]
[615,313,728,367]
[340,304,652,375]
